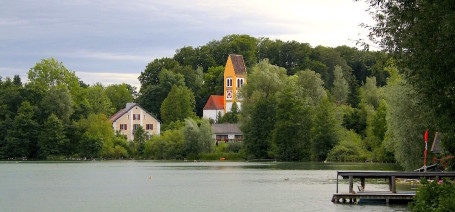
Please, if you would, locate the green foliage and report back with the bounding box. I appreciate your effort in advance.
[342,107,367,137]
[384,79,430,170]
[331,65,350,105]
[295,70,327,106]
[242,59,288,100]
[138,58,180,87]
[144,129,184,160]
[225,142,244,153]
[240,60,287,159]
[27,58,86,115]
[27,58,81,92]
[105,83,133,112]
[327,129,369,162]
[4,101,39,159]
[103,134,130,159]
[40,86,73,123]
[129,125,146,158]
[360,77,379,108]
[366,0,455,161]
[311,98,339,161]
[75,113,114,158]
[86,83,114,116]
[272,79,312,161]
[182,118,214,158]
[310,46,352,87]
[160,85,196,127]
[410,179,455,211]
[241,97,276,159]
[202,66,225,95]
[364,99,391,162]
[38,114,69,159]
[218,101,239,123]
[138,66,186,118]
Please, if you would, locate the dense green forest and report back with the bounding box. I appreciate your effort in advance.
[1,1,454,172]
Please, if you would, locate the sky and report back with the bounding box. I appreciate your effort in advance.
[0,0,374,89]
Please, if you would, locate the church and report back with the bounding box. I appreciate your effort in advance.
[203,54,247,122]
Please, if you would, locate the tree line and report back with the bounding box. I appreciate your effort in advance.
[1,22,454,170]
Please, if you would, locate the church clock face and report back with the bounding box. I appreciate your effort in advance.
[226,90,233,100]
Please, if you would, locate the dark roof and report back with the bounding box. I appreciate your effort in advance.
[212,123,242,135]
[431,132,443,154]
[338,171,455,179]
[229,54,246,75]
[203,95,224,110]
[109,103,160,123]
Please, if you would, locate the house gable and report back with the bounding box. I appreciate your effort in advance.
[111,103,161,141]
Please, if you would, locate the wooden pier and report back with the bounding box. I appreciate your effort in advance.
[332,171,455,204]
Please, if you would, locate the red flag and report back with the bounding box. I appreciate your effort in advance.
[425,130,428,143]
[424,130,428,170]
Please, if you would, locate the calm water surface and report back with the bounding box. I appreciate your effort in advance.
[0,161,410,211]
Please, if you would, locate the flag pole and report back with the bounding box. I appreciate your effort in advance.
[424,130,428,172]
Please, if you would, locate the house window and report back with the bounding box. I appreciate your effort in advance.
[237,78,244,88]
[133,124,140,132]
[146,124,153,130]
[133,114,140,120]
[146,134,152,140]
[226,78,232,87]
[120,124,127,130]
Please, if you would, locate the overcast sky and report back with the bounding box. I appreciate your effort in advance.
[0,0,374,88]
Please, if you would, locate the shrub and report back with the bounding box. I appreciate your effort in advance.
[410,178,455,211]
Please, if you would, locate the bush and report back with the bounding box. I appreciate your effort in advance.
[410,178,455,211]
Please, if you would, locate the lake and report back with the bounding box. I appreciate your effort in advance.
[0,161,410,211]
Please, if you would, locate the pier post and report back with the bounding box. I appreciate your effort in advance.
[360,178,365,191]
[336,171,338,193]
[349,176,353,193]
[391,176,396,193]
[388,177,392,191]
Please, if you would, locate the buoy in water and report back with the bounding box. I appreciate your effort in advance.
[149,176,153,180]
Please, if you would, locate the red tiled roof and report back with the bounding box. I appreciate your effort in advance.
[203,95,224,110]
[229,54,246,75]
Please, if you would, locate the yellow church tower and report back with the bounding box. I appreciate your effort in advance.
[223,54,247,113]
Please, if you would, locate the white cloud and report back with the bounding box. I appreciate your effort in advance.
[76,71,141,89]
[0,0,377,87]
[66,50,152,62]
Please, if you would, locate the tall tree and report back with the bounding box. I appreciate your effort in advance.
[272,79,312,161]
[138,58,180,87]
[241,60,287,159]
[331,65,350,105]
[40,86,74,123]
[311,98,339,161]
[295,70,327,106]
[38,114,69,159]
[4,101,38,159]
[86,83,114,116]
[76,113,114,158]
[363,0,455,155]
[105,83,134,112]
[160,85,196,126]
[182,118,213,158]
[137,68,185,118]
[360,77,379,109]
[130,126,146,158]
